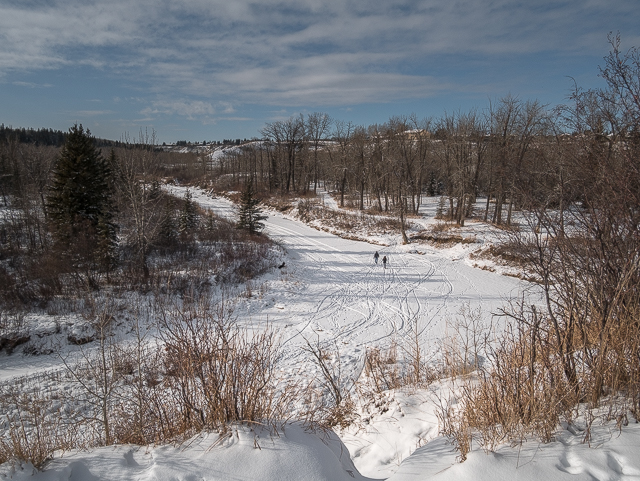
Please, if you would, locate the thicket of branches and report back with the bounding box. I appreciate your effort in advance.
[0,297,300,468]
[214,99,552,229]
[436,33,640,460]
[0,128,277,314]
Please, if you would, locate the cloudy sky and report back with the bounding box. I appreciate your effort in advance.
[1,0,638,143]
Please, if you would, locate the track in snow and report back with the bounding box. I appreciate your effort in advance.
[181,188,524,380]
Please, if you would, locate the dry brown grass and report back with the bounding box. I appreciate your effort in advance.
[440,305,493,378]
[0,390,78,469]
[302,337,358,430]
[0,297,303,466]
[362,315,437,395]
[437,299,640,460]
[298,200,407,236]
[363,343,403,393]
[411,224,476,246]
[156,298,285,435]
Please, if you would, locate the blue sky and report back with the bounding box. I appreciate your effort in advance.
[1,0,638,144]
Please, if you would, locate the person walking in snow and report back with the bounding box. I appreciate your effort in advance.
[382,255,387,268]
[374,251,379,264]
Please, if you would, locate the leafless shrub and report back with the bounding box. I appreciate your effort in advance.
[153,297,288,439]
[435,391,472,462]
[59,301,122,446]
[364,343,402,392]
[362,314,439,396]
[437,294,640,459]
[403,316,433,387]
[441,304,493,377]
[0,388,79,469]
[302,337,358,429]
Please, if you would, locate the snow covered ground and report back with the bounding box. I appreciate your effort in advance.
[2,187,639,480]
[166,188,525,389]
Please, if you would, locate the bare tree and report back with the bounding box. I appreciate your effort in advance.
[486,96,548,225]
[434,110,485,226]
[260,115,305,193]
[328,120,355,207]
[305,113,332,193]
[111,130,164,279]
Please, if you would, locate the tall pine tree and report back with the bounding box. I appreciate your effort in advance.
[47,124,116,269]
[178,189,198,238]
[237,178,267,235]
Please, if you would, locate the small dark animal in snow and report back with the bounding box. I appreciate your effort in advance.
[278,262,286,269]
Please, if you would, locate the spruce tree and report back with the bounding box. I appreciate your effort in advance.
[178,189,198,237]
[158,197,178,248]
[237,179,267,234]
[47,124,116,267]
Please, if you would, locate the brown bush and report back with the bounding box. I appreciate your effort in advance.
[0,388,79,469]
[437,298,640,458]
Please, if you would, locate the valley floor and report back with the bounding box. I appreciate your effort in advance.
[2,188,638,481]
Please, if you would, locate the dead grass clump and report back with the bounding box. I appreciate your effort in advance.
[363,343,403,392]
[362,314,437,394]
[369,215,404,232]
[261,192,301,213]
[297,201,408,236]
[410,221,478,246]
[436,323,575,461]
[481,244,527,266]
[411,229,476,246]
[437,296,640,459]
[151,298,288,440]
[430,221,455,233]
[302,337,358,430]
[0,389,78,469]
[436,399,473,462]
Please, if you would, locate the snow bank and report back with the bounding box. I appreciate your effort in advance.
[4,425,373,481]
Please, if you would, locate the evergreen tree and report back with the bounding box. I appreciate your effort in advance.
[46,124,116,267]
[158,197,178,247]
[178,189,198,237]
[237,179,267,234]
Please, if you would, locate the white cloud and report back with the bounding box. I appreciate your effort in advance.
[0,0,637,121]
[12,80,53,88]
[73,110,114,116]
[141,100,217,119]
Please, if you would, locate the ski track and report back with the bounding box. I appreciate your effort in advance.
[226,192,523,382]
[0,188,523,388]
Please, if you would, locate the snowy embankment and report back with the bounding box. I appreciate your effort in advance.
[3,187,639,481]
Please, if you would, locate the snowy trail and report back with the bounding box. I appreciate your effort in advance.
[178,188,523,380]
[0,188,521,384]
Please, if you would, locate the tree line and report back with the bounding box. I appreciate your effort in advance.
[218,37,635,238]
[225,96,585,229]
[0,124,275,308]
[0,124,127,148]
